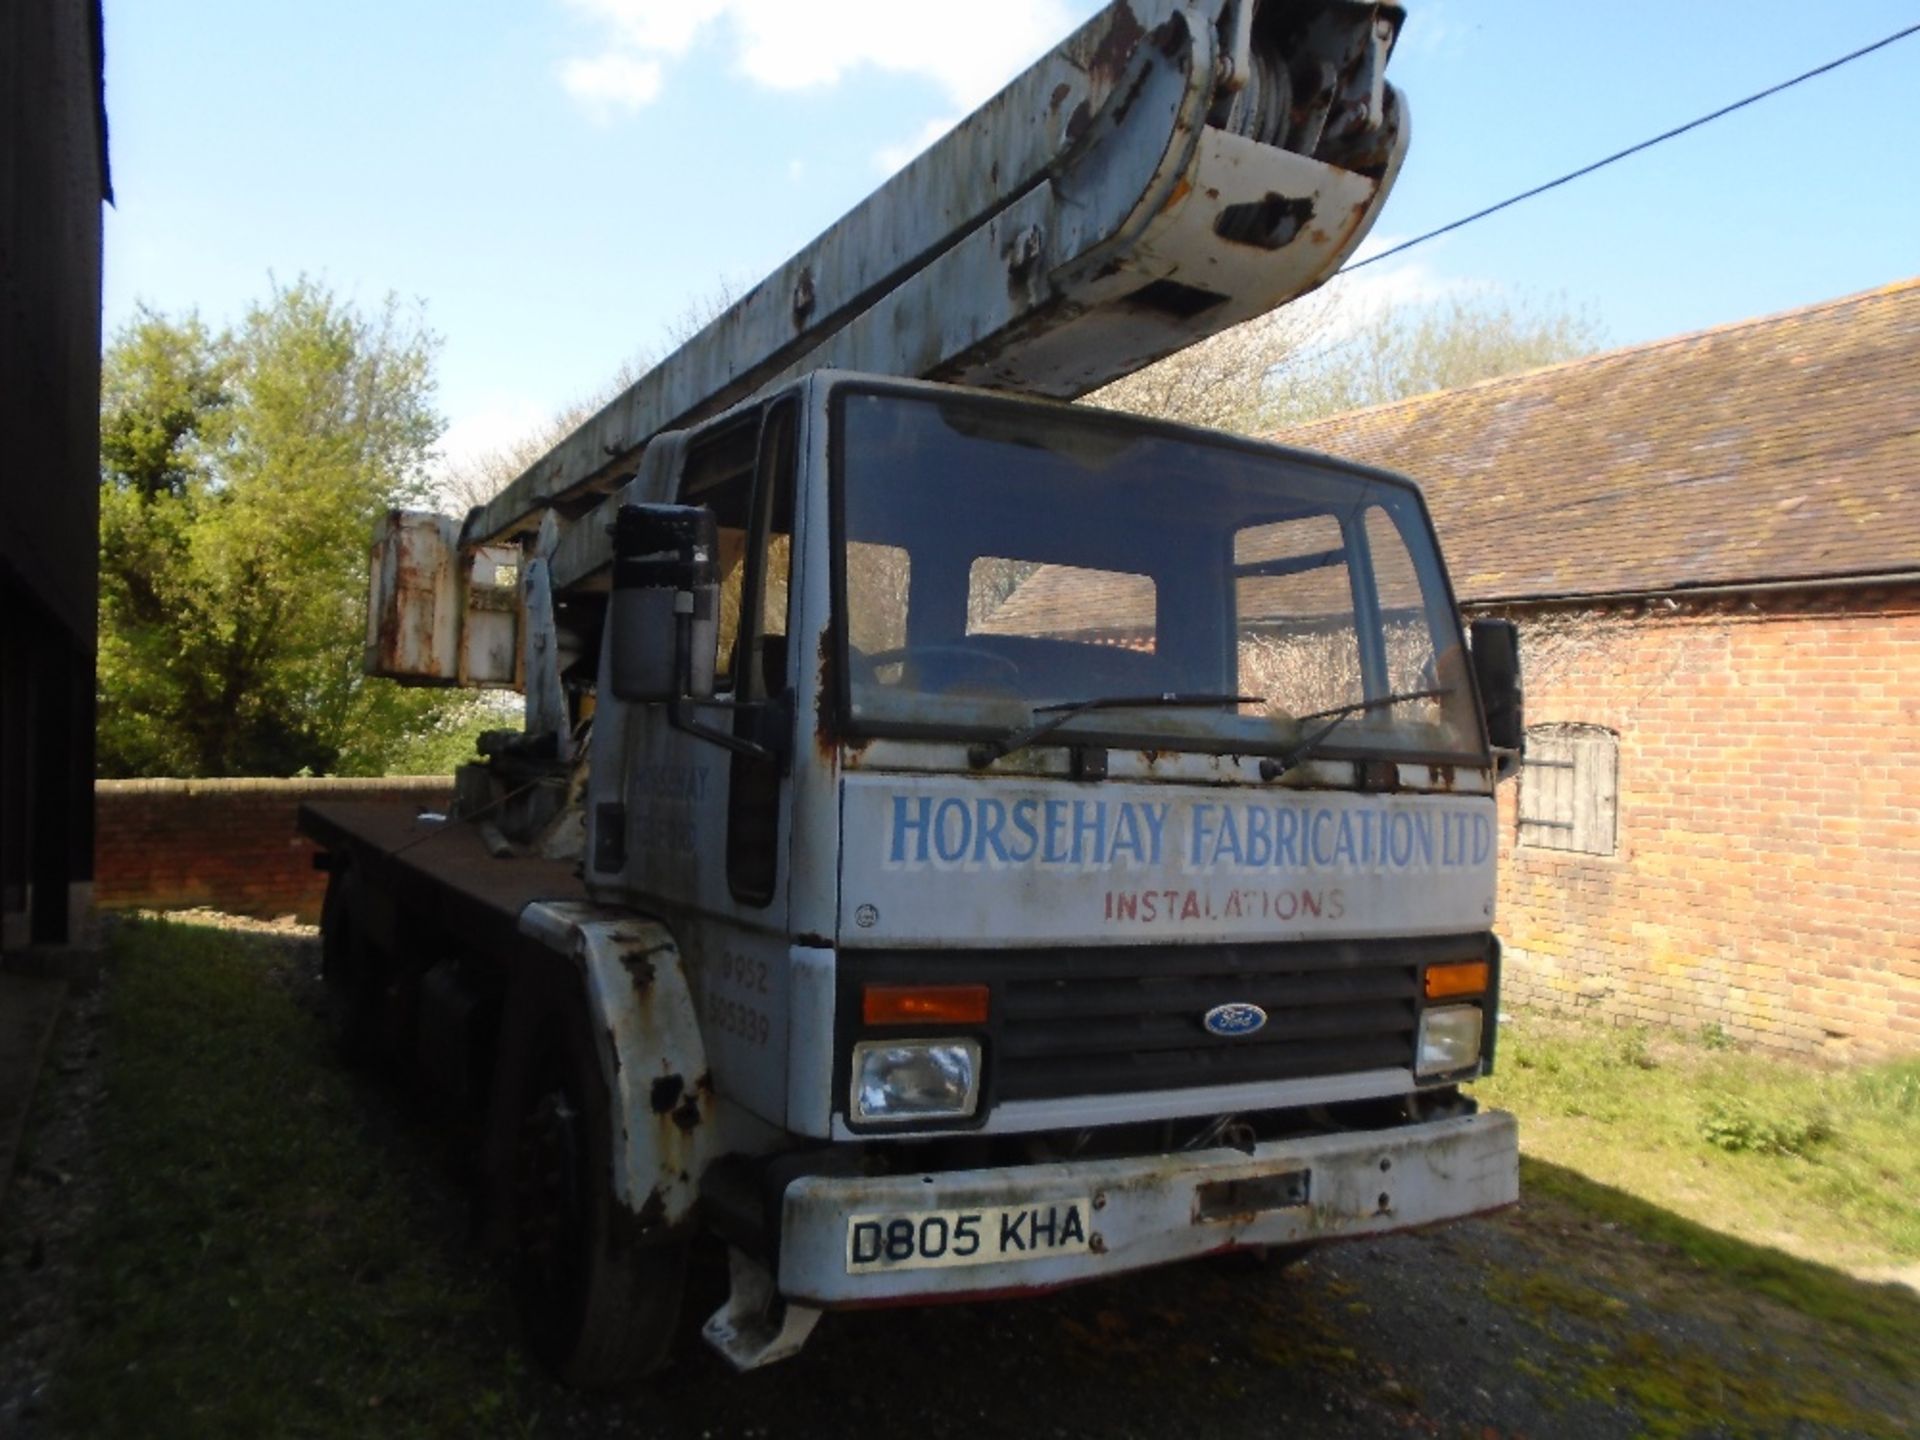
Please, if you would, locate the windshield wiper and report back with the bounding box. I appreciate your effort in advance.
[1257,687,1456,781]
[967,693,1262,770]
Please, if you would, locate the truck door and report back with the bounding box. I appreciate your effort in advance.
[725,399,797,907]
[625,399,798,1122]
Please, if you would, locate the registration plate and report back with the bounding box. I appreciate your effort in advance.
[845,1199,1093,1274]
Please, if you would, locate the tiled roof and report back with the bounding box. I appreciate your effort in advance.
[1269,279,1920,602]
[974,565,1159,639]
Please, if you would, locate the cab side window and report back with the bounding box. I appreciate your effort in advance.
[677,418,760,693]
[679,402,797,907]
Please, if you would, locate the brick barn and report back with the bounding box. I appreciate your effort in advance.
[1275,280,1920,1060]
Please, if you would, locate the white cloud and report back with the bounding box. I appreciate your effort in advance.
[559,52,665,114]
[564,0,727,58]
[558,0,1092,115]
[872,116,959,177]
[1396,1,1467,60]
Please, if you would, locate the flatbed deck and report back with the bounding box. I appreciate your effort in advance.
[299,801,587,959]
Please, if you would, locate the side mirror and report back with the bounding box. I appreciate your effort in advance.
[1468,617,1524,778]
[609,503,718,702]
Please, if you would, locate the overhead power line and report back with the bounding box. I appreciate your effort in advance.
[1344,20,1920,273]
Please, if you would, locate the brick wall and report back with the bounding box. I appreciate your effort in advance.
[95,778,453,924]
[1484,584,1920,1060]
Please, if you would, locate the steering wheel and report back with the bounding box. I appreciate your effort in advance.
[862,644,1021,693]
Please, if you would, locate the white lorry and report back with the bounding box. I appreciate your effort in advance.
[304,0,1524,1387]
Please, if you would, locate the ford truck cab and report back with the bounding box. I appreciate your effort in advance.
[559,370,1519,1366]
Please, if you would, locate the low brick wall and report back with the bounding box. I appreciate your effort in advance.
[95,778,454,924]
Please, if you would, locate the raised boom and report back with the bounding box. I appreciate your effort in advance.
[464,1,1407,558]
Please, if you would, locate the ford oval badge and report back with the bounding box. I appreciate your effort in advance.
[1203,1002,1268,1038]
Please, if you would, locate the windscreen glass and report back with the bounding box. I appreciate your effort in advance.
[836,389,1482,762]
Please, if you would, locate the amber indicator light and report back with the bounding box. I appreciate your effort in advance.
[862,983,991,1026]
[1424,961,1490,1000]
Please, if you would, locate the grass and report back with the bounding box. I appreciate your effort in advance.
[1478,1011,1920,1273]
[1490,1162,1920,1437]
[43,923,1919,1438]
[1518,1161,1920,1382]
[57,918,543,1439]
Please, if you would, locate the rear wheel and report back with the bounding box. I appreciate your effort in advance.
[508,982,688,1389]
[318,861,380,1062]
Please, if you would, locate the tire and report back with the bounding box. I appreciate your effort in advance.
[318,861,380,1063]
[507,978,689,1389]
[1210,1241,1316,1273]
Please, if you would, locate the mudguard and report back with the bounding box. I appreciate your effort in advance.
[515,900,717,1236]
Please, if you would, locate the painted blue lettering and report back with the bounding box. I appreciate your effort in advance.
[1472,812,1493,866]
[1071,800,1107,866]
[1110,804,1146,866]
[1141,803,1170,866]
[1190,804,1218,869]
[1414,812,1435,867]
[890,795,932,865]
[1211,806,1244,868]
[1009,800,1040,863]
[933,797,972,865]
[974,798,1011,865]
[1310,810,1336,868]
[1244,805,1273,867]
[1388,811,1414,868]
[1332,811,1358,868]
[1274,807,1300,868]
[1042,800,1070,865]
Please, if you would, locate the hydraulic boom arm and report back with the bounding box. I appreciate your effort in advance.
[369,2,1410,690]
[464,1,1407,556]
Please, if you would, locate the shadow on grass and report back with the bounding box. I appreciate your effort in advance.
[55,918,536,1440]
[1494,1157,1920,1439]
[1519,1155,1920,1378]
[53,917,1920,1440]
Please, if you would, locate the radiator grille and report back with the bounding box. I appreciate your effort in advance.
[840,934,1492,1105]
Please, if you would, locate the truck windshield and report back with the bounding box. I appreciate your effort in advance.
[834,387,1485,765]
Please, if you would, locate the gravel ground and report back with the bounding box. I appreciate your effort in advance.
[0,976,109,1436]
[3,923,1914,1439]
[571,1207,1912,1440]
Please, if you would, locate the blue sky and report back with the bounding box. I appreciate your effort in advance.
[103,1,1920,474]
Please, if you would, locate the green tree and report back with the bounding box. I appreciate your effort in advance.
[1086,287,1603,433]
[1267,289,1604,426]
[98,278,458,777]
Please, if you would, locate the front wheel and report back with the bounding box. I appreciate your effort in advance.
[1208,1241,1316,1273]
[508,983,689,1389]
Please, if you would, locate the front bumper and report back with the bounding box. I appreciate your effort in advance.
[777,1109,1518,1307]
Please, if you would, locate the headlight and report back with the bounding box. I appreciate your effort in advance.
[851,1039,981,1124]
[1417,1005,1484,1077]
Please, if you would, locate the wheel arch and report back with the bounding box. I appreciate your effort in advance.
[510,900,718,1239]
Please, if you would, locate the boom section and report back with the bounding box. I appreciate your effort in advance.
[466,0,1409,556]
